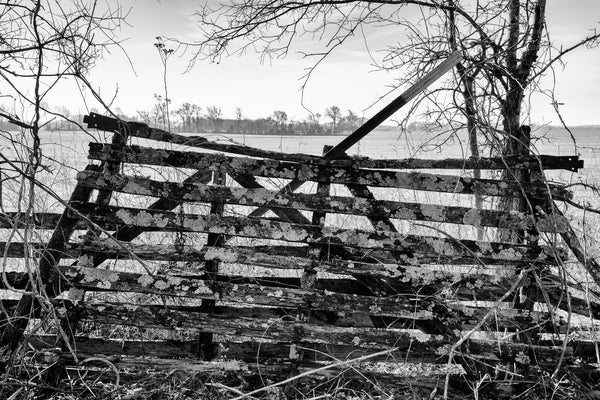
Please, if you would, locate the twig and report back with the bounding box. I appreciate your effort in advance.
[443,269,528,399]
[229,347,399,400]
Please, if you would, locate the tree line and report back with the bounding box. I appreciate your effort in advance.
[136,98,365,135]
[7,100,366,135]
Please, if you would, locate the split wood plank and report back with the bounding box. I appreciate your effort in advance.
[71,239,551,266]
[55,301,560,345]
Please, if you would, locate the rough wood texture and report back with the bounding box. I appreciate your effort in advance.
[84,114,583,171]
[27,334,571,366]
[71,203,560,264]
[46,265,562,327]
[55,300,560,343]
[76,170,570,232]
[88,144,572,199]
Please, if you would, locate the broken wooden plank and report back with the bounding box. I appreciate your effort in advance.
[57,301,560,345]
[71,203,559,264]
[26,334,571,366]
[325,51,462,159]
[56,265,436,319]
[0,258,516,304]
[87,144,572,199]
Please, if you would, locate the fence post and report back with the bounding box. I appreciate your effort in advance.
[197,170,225,360]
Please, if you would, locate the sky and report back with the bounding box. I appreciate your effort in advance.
[55,0,600,126]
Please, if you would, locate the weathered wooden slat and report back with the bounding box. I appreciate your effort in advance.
[60,267,565,329]
[76,171,571,232]
[71,203,558,264]
[52,265,519,322]
[50,266,434,319]
[51,352,471,396]
[87,144,572,199]
[84,113,582,171]
[27,334,571,366]
[0,260,512,304]
[351,155,583,171]
[129,123,581,171]
[74,239,543,267]
[59,301,559,345]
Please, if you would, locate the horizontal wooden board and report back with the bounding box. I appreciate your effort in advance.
[5,265,598,322]
[70,238,522,281]
[84,113,582,171]
[28,334,571,366]
[87,144,572,199]
[76,171,570,233]
[58,265,435,319]
[53,300,561,344]
[71,202,558,264]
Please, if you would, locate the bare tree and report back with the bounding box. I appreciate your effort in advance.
[325,105,342,134]
[273,110,288,132]
[176,102,198,132]
[346,110,361,130]
[173,0,599,240]
[173,1,598,148]
[206,105,223,131]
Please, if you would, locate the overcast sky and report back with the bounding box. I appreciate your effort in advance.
[60,0,600,125]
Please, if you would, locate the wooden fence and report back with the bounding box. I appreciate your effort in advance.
[1,111,600,398]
